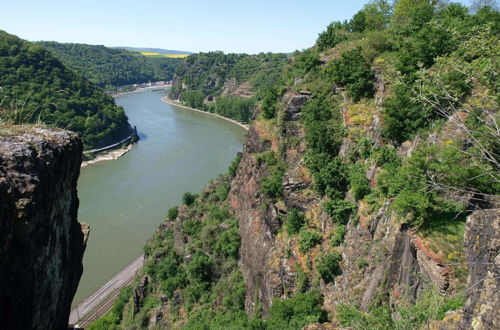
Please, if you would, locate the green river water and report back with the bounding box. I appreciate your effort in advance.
[73,90,246,306]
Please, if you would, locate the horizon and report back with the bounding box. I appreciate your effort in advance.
[0,0,473,54]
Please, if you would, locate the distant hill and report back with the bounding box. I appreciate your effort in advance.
[0,31,131,149]
[39,41,181,88]
[115,47,193,55]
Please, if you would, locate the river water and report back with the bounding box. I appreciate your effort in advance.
[73,90,246,305]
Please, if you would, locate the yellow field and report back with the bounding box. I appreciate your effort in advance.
[139,52,189,58]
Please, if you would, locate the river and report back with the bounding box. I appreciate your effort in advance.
[73,90,246,306]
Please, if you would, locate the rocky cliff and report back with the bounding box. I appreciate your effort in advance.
[0,127,88,330]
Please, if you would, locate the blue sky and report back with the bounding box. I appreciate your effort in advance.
[0,0,473,54]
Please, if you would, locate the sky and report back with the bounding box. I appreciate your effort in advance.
[0,0,473,54]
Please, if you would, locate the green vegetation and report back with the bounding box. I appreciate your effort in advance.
[39,41,180,88]
[258,151,286,200]
[167,206,178,221]
[0,31,131,149]
[316,251,342,283]
[337,287,465,329]
[298,229,322,252]
[285,208,307,235]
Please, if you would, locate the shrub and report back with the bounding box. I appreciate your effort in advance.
[167,206,179,221]
[316,21,351,51]
[261,171,284,199]
[214,228,240,259]
[349,164,371,200]
[328,48,375,100]
[182,192,197,206]
[266,290,328,329]
[330,224,346,246]
[215,183,230,201]
[324,200,356,224]
[187,252,214,283]
[285,208,307,235]
[312,157,349,199]
[298,229,322,252]
[228,154,242,177]
[316,251,342,283]
[381,84,432,143]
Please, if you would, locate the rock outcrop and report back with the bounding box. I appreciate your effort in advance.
[460,209,499,329]
[0,127,88,330]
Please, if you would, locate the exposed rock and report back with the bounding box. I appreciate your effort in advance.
[0,127,87,330]
[460,209,499,330]
[283,93,311,121]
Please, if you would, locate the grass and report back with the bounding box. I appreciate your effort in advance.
[417,212,468,282]
[139,51,189,58]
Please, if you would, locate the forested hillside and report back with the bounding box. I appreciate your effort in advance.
[39,41,180,88]
[90,1,499,329]
[169,52,287,123]
[0,31,131,149]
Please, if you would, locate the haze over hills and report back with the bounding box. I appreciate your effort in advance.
[115,46,193,55]
[39,41,181,88]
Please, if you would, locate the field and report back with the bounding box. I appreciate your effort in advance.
[139,51,189,58]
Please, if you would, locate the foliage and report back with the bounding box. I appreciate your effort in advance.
[285,208,307,235]
[215,96,255,123]
[181,90,205,109]
[338,288,464,329]
[182,192,197,206]
[349,163,371,200]
[0,31,131,149]
[228,153,242,177]
[316,251,342,283]
[324,200,356,224]
[330,224,346,246]
[167,206,178,221]
[316,21,352,51]
[298,229,322,253]
[39,41,180,88]
[327,48,375,100]
[169,51,287,100]
[259,151,286,200]
[266,290,328,329]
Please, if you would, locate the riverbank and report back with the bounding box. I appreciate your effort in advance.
[81,144,134,167]
[161,97,250,131]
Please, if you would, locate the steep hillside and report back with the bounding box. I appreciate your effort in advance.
[0,31,132,149]
[90,2,499,329]
[39,41,181,88]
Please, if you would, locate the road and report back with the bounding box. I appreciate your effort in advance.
[69,254,144,327]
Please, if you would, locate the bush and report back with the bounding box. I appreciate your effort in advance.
[214,228,240,259]
[285,209,307,235]
[316,251,342,283]
[167,206,179,221]
[330,224,346,246]
[187,252,214,283]
[323,200,356,224]
[349,164,371,200]
[381,84,431,143]
[266,290,328,329]
[215,183,230,202]
[182,192,197,206]
[261,171,284,199]
[316,21,351,51]
[312,157,349,199]
[328,48,375,101]
[228,154,242,177]
[298,229,322,253]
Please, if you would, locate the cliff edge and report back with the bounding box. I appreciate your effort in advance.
[0,126,89,330]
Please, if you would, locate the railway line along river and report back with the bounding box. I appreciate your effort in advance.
[72,89,246,306]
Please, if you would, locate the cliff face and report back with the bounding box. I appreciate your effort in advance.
[0,127,88,330]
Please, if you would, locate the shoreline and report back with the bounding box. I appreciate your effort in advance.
[111,86,169,97]
[81,144,134,167]
[161,97,250,131]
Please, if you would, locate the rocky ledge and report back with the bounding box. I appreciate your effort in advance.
[0,127,89,330]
